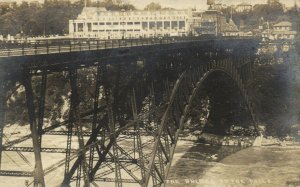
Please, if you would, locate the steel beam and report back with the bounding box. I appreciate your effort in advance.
[131,90,146,185]
[65,69,90,187]
[64,70,75,179]
[89,65,102,175]
[37,71,47,147]
[23,70,45,187]
[105,87,122,187]
[0,170,33,177]
[3,147,76,153]
[93,178,137,183]
[144,73,186,186]
[0,76,7,169]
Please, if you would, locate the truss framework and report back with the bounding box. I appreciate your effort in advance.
[0,40,259,187]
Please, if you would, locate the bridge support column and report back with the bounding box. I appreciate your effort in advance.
[0,74,7,170]
[88,65,102,176]
[63,69,90,187]
[103,79,122,187]
[131,89,146,184]
[23,70,45,187]
[37,71,47,147]
[61,65,112,185]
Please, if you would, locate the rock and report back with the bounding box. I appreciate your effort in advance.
[253,134,263,146]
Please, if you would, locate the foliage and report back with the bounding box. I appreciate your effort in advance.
[220,3,290,31]
[144,2,162,10]
[6,69,98,126]
[0,0,136,36]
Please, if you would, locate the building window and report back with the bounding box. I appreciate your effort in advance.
[157,21,163,29]
[106,22,112,25]
[73,23,76,32]
[134,22,140,25]
[78,23,84,32]
[99,22,105,25]
[113,22,119,25]
[127,22,133,25]
[142,22,148,30]
[179,21,185,29]
[171,21,178,29]
[164,21,170,29]
[149,22,155,29]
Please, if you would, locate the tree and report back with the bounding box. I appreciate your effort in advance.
[144,2,162,10]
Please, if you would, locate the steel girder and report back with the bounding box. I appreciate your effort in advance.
[0,40,259,187]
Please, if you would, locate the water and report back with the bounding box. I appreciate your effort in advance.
[167,140,300,187]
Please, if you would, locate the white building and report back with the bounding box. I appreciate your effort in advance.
[69,7,192,39]
[262,21,297,40]
[272,21,297,40]
[235,3,252,13]
[222,19,239,36]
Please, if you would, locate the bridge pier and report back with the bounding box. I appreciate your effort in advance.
[23,70,45,187]
[37,71,47,147]
[0,74,7,170]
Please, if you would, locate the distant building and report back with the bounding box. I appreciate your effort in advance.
[211,3,223,11]
[235,3,252,13]
[69,7,192,39]
[271,21,297,40]
[268,0,280,5]
[222,19,239,36]
[262,21,297,40]
[195,9,226,36]
[239,31,253,37]
[190,11,203,35]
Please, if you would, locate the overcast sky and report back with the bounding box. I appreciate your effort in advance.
[0,0,298,10]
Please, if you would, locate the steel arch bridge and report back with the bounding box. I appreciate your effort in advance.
[0,37,260,187]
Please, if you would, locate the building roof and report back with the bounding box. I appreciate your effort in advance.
[272,30,297,35]
[78,7,107,19]
[223,19,239,32]
[77,7,190,20]
[237,3,252,6]
[273,21,292,27]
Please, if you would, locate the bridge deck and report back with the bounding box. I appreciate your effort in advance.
[0,37,258,58]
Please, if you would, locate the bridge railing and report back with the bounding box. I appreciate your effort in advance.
[0,37,196,57]
[0,36,257,57]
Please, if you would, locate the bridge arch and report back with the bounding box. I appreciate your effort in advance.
[144,58,260,186]
[0,38,261,187]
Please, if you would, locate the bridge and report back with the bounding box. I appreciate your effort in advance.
[0,37,260,187]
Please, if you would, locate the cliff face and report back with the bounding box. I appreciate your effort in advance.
[247,56,300,137]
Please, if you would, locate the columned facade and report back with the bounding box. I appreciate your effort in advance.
[69,7,192,39]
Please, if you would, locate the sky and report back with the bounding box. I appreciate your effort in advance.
[0,0,298,10]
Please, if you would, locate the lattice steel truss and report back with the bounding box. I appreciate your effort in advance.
[0,38,260,187]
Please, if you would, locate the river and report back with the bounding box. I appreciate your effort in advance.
[167,140,300,187]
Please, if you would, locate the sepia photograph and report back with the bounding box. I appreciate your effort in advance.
[0,0,299,186]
